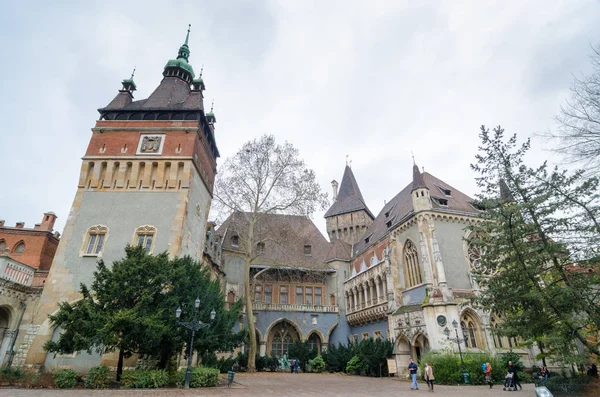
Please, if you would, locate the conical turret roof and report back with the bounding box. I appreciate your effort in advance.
[324,166,374,219]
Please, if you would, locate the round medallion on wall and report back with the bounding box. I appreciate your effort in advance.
[436,315,447,327]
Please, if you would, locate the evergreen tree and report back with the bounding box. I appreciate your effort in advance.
[45,245,242,380]
[469,126,600,360]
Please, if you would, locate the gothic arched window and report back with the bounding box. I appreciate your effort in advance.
[460,311,486,349]
[269,322,299,358]
[307,333,322,353]
[0,240,6,253]
[404,240,422,288]
[14,241,25,254]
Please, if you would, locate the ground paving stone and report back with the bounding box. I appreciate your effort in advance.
[0,372,535,396]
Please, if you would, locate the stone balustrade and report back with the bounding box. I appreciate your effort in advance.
[0,257,35,287]
[253,302,339,313]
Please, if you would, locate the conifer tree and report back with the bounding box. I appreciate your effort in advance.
[45,245,242,380]
[469,126,600,361]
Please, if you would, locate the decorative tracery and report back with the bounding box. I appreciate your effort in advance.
[404,240,422,287]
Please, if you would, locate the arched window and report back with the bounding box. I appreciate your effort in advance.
[83,225,108,256]
[404,240,422,287]
[307,333,322,353]
[460,311,486,349]
[0,240,6,252]
[134,225,157,254]
[269,322,299,358]
[14,241,25,254]
[490,314,519,349]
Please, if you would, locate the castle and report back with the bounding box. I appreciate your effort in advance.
[2,29,538,373]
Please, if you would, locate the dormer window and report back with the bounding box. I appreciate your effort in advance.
[364,233,373,244]
[435,184,452,197]
[231,235,239,248]
[384,203,396,218]
[432,197,448,206]
[304,245,312,256]
[470,201,486,211]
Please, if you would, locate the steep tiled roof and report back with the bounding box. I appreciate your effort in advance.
[326,239,352,262]
[100,77,204,111]
[352,172,479,256]
[217,212,333,271]
[324,166,374,219]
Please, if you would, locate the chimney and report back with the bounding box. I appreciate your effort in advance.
[0,220,4,227]
[16,222,25,229]
[34,224,42,230]
[331,180,339,201]
[40,212,57,231]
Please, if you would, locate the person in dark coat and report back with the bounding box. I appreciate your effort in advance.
[508,361,522,390]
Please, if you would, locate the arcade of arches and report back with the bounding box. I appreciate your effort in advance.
[264,321,323,357]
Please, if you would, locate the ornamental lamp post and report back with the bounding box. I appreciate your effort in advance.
[444,319,470,384]
[176,297,216,389]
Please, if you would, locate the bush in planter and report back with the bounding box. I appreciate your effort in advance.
[53,369,78,389]
[308,355,326,373]
[121,369,168,388]
[85,366,111,389]
[189,366,219,387]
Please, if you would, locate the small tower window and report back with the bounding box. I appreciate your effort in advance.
[134,225,157,254]
[15,242,25,253]
[257,242,265,255]
[231,235,239,248]
[304,245,312,256]
[84,225,108,256]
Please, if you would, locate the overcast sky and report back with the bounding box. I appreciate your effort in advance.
[1,0,599,236]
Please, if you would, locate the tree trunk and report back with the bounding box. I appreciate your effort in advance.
[117,348,124,381]
[245,220,257,372]
[537,341,547,367]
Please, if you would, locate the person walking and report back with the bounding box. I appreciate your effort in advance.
[408,358,419,390]
[425,362,435,392]
[485,362,493,389]
[540,365,549,381]
[508,361,522,391]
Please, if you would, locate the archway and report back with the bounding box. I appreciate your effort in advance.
[412,333,430,363]
[267,320,300,358]
[0,307,12,365]
[307,331,322,354]
[394,336,411,375]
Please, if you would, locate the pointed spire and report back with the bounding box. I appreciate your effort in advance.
[192,65,206,91]
[120,66,137,93]
[206,99,216,123]
[324,166,374,219]
[163,25,195,83]
[184,24,191,46]
[412,163,427,191]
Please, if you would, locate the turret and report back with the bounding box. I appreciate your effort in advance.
[411,163,431,212]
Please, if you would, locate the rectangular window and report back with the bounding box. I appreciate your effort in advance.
[305,287,313,305]
[296,287,303,304]
[264,286,272,304]
[137,234,153,253]
[86,234,97,254]
[374,331,382,340]
[257,242,265,255]
[254,285,262,302]
[279,286,288,304]
[304,245,312,256]
[362,332,369,340]
[231,235,239,247]
[315,287,322,306]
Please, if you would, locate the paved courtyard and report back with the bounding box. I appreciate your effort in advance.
[0,372,537,396]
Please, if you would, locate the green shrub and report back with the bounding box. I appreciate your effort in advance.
[85,366,111,389]
[235,352,248,370]
[255,355,267,371]
[346,355,363,374]
[121,369,168,388]
[53,369,77,389]
[308,355,326,373]
[189,366,219,388]
[289,340,318,372]
[419,351,506,385]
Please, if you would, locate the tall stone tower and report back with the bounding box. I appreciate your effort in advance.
[24,27,219,370]
[324,166,374,245]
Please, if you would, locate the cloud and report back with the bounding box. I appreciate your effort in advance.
[1,0,599,237]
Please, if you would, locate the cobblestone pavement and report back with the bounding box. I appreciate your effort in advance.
[1,373,536,396]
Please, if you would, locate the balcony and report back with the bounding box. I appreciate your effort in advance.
[346,299,388,325]
[0,256,35,287]
[252,302,339,313]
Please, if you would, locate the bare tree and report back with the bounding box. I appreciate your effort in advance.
[213,135,328,372]
[549,44,600,175]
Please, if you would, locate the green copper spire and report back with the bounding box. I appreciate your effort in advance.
[164,24,195,82]
[121,66,137,92]
[177,24,191,62]
[206,99,216,123]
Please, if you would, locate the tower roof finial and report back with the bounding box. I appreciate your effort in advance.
[210,99,214,113]
[411,150,415,165]
[185,24,191,46]
[130,66,136,80]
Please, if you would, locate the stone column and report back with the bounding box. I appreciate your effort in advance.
[363,283,369,307]
[375,277,381,301]
[259,341,267,357]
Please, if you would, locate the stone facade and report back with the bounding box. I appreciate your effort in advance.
[21,32,219,371]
